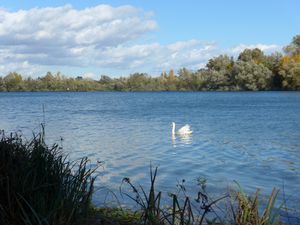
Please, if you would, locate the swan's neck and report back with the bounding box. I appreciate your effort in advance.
[172,123,175,135]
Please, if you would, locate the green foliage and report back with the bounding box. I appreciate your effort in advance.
[207,55,233,71]
[238,48,265,64]
[3,72,24,91]
[0,129,99,225]
[232,61,273,91]
[127,73,152,91]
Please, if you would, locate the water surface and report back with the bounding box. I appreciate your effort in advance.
[0,92,299,212]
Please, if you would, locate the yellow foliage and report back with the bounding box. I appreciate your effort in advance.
[168,69,175,79]
[281,56,290,65]
[293,54,300,63]
[280,55,300,65]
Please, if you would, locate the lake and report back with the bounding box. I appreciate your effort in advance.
[0,92,299,213]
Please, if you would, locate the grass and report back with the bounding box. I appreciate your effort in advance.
[0,129,286,225]
[229,182,282,225]
[91,207,142,224]
[120,167,282,225]
[0,128,99,225]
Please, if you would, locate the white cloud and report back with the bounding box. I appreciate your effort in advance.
[0,4,157,75]
[89,41,219,73]
[0,5,156,47]
[229,44,280,55]
[82,72,97,79]
[0,5,282,77]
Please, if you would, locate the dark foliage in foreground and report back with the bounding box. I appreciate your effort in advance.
[0,129,98,225]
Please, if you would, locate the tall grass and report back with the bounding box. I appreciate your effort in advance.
[121,166,229,225]
[0,129,99,225]
[120,167,283,225]
[229,182,282,225]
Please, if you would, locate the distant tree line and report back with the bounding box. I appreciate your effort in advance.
[1,35,299,92]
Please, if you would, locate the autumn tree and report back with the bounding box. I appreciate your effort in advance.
[278,56,300,90]
[278,35,300,90]
[3,72,24,91]
[166,69,178,91]
[41,72,55,90]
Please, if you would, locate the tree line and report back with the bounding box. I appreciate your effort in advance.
[1,35,299,92]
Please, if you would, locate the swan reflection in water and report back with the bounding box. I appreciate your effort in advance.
[171,122,193,146]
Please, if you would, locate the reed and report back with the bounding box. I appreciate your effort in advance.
[0,129,99,225]
[121,166,228,225]
[229,182,282,225]
[120,167,284,225]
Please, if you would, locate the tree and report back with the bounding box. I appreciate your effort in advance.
[178,68,193,90]
[238,48,265,64]
[127,73,150,91]
[166,69,178,91]
[113,77,127,91]
[196,69,231,90]
[41,72,55,90]
[158,73,168,90]
[262,52,283,89]
[278,35,300,90]
[3,72,24,91]
[207,55,233,71]
[0,77,6,91]
[284,35,300,56]
[263,52,282,71]
[278,56,300,90]
[205,55,234,89]
[232,61,272,90]
[43,72,54,82]
[99,75,112,84]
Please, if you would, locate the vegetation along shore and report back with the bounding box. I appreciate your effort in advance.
[0,35,299,92]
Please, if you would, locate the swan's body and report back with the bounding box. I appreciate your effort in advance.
[172,122,193,136]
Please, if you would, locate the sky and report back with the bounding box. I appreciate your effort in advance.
[0,0,299,78]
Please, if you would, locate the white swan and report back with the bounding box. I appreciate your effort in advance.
[172,122,193,136]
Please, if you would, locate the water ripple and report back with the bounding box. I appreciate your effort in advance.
[0,91,300,211]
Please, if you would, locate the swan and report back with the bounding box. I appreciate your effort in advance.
[172,122,193,136]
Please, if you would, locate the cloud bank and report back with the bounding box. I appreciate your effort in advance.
[0,5,280,77]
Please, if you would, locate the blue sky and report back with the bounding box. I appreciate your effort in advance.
[0,0,299,78]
